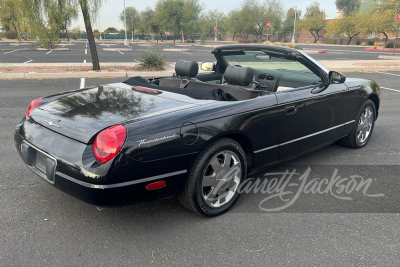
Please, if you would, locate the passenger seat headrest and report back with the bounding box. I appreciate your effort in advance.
[175,60,199,78]
[224,65,255,86]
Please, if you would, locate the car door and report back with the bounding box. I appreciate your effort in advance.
[277,82,350,160]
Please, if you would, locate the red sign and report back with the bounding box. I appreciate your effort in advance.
[214,26,216,32]
[266,21,270,28]
[396,13,400,22]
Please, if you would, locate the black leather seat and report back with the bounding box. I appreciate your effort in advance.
[159,60,199,88]
[220,65,260,100]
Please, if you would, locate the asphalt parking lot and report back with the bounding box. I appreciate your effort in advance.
[0,42,216,64]
[1,71,400,265]
[1,41,399,64]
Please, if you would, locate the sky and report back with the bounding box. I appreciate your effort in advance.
[72,0,337,31]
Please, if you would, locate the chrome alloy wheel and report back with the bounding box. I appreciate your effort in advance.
[201,150,242,208]
[356,106,374,146]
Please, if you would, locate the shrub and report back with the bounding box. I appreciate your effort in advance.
[200,34,206,44]
[356,40,361,45]
[377,42,384,47]
[273,42,282,46]
[324,39,336,44]
[367,41,374,46]
[286,43,295,48]
[4,30,17,39]
[295,45,303,50]
[262,41,272,45]
[385,42,395,48]
[138,48,167,70]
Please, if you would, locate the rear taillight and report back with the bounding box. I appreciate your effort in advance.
[26,98,43,119]
[93,125,127,163]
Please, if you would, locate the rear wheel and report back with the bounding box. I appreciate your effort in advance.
[340,100,376,148]
[178,138,247,216]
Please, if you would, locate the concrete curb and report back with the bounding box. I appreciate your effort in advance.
[0,70,176,79]
[103,48,132,52]
[364,48,400,52]
[36,48,70,51]
[379,55,400,60]
[163,48,190,52]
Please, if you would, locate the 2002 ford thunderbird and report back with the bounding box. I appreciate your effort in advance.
[15,45,381,216]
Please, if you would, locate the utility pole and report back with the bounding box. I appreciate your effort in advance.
[394,13,400,56]
[123,0,128,45]
[292,6,297,43]
[99,16,102,40]
[215,18,218,42]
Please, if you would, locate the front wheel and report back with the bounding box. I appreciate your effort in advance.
[178,138,247,216]
[340,100,376,148]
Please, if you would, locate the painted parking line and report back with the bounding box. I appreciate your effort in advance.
[85,49,87,54]
[80,78,85,89]
[46,50,52,54]
[4,48,28,54]
[84,60,86,63]
[118,51,124,54]
[23,60,33,64]
[376,72,400,77]
[381,87,400,92]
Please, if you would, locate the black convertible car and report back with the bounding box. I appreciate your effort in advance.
[15,45,381,216]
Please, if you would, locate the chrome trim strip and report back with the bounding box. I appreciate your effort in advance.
[56,170,188,189]
[254,145,279,154]
[254,120,355,154]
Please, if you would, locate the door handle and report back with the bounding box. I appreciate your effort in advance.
[285,105,297,115]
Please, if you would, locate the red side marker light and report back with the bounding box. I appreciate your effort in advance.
[26,98,43,119]
[145,181,166,190]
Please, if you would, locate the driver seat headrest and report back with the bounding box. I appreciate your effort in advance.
[175,60,199,78]
[224,65,255,86]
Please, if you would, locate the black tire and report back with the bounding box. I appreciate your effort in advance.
[339,100,376,149]
[178,138,247,216]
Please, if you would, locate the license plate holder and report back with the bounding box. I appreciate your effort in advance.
[21,141,57,184]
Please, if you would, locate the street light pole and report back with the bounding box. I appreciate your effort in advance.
[292,6,297,43]
[123,0,128,45]
[215,18,218,42]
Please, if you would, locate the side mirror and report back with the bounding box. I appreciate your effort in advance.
[329,71,346,84]
[201,62,215,71]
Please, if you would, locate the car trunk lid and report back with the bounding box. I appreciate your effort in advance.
[30,84,202,144]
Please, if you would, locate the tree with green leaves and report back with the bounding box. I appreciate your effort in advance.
[0,0,24,41]
[154,0,202,43]
[260,0,284,41]
[200,10,227,38]
[335,0,361,17]
[105,27,118,33]
[299,2,326,44]
[283,7,302,38]
[119,7,140,38]
[358,0,399,42]
[226,9,243,41]
[137,8,156,40]
[61,2,79,41]
[22,0,65,48]
[327,13,362,45]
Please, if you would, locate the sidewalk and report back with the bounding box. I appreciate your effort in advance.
[1,60,400,79]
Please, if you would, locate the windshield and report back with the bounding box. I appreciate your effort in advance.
[222,50,312,72]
